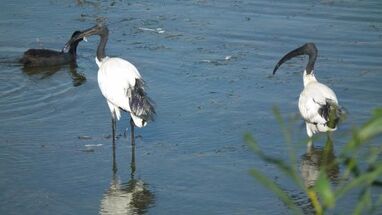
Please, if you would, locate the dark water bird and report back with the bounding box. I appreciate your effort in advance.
[273,43,344,142]
[65,23,155,144]
[20,31,84,67]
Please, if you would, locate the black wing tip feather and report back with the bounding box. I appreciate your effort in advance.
[129,79,156,123]
[318,99,343,129]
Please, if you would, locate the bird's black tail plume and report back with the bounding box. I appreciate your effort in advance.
[318,99,344,129]
[273,43,318,75]
[129,79,156,126]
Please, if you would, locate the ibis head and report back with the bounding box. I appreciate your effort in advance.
[273,43,318,75]
[65,23,109,61]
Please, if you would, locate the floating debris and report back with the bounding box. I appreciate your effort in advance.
[81,143,103,153]
[78,135,92,140]
[224,55,232,60]
[84,144,103,148]
[138,27,165,34]
[200,55,236,65]
[81,148,95,153]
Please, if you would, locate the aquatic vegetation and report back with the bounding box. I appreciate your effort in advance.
[246,108,382,214]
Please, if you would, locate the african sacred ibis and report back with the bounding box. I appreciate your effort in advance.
[21,31,84,67]
[273,43,343,139]
[66,23,155,144]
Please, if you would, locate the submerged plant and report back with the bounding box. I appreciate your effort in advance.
[246,108,382,214]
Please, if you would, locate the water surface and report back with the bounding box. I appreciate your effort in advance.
[1,0,381,214]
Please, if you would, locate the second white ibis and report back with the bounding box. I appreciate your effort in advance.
[273,43,343,140]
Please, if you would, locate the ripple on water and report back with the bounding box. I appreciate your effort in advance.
[1,0,382,214]
[0,63,79,123]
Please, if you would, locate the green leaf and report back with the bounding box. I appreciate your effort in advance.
[346,108,382,151]
[245,133,303,187]
[250,168,303,215]
[352,188,371,215]
[335,164,382,200]
[247,108,382,214]
[315,171,335,208]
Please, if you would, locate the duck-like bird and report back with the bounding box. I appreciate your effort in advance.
[65,23,155,144]
[21,31,84,67]
[273,43,343,139]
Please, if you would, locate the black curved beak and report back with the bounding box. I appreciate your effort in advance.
[273,46,305,75]
[62,31,85,52]
[273,43,318,75]
[63,24,103,52]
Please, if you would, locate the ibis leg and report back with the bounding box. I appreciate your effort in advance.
[129,118,136,178]
[112,137,118,173]
[307,138,313,154]
[130,139,136,178]
[111,116,117,173]
[130,118,135,146]
[112,116,117,142]
[327,132,334,143]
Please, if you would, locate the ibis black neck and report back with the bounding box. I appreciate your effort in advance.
[96,29,108,62]
[273,43,318,75]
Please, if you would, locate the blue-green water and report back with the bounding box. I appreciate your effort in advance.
[1,0,381,214]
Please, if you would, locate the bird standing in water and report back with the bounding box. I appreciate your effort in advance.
[66,23,155,145]
[21,31,84,67]
[273,43,343,144]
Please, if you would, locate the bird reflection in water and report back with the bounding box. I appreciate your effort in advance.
[100,138,154,215]
[300,138,339,188]
[286,139,339,214]
[22,63,86,87]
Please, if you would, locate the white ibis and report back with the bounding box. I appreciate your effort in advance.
[66,23,155,144]
[273,43,343,141]
[21,31,84,67]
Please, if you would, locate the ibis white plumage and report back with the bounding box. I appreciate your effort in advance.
[66,23,155,144]
[273,43,343,139]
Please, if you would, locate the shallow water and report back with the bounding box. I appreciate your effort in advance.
[1,0,381,214]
